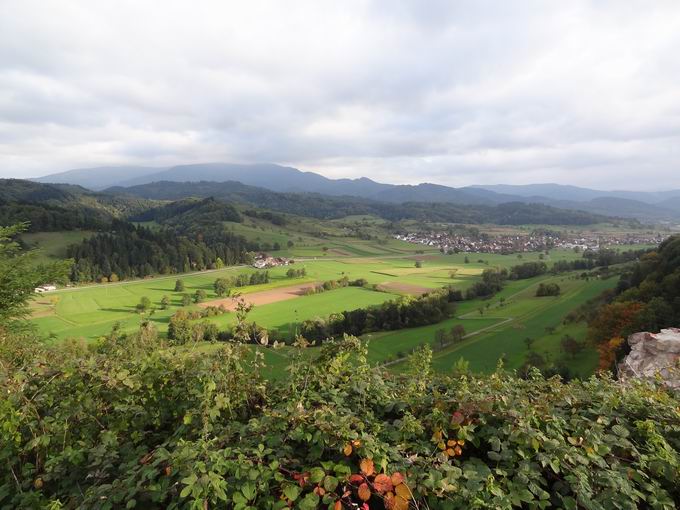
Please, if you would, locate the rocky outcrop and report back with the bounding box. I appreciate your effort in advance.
[618,328,680,389]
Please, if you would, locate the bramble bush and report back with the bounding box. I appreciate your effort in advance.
[1,325,679,509]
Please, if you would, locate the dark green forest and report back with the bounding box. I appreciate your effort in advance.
[107,180,617,225]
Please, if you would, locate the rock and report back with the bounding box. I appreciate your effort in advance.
[618,328,680,389]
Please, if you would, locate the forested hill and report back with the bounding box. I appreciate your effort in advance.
[106,180,618,226]
[0,178,156,231]
[587,235,680,370]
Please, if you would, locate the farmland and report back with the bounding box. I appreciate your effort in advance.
[26,232,628,380]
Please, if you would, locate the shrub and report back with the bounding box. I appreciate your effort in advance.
[2,336,678,508]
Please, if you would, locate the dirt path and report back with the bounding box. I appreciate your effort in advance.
[199,282,319,311]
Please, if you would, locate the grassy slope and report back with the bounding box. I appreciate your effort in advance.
[20,231,95,264]
[428,275,617,376]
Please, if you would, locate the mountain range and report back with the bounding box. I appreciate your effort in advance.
[33,163,680,221]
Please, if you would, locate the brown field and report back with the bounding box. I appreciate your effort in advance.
[199,282,319,311]
[376,282,431,296]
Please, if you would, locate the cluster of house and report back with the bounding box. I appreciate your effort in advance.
[395,232,669,254]
[251,253,293,269]
[34,284,57,293]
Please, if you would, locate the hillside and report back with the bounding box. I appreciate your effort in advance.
[33,165,168,190]
[106,180,616,226]
[34,163,680,221]
[0,179,157,231]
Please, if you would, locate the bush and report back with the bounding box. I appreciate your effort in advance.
[1,336,678,508]
[536,282,561,297]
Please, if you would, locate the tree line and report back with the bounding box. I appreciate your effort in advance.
[67,220,253,282]
[587,235,680,370]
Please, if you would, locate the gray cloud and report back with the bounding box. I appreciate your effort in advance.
[1,0,679,189]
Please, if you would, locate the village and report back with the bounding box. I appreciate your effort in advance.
[394,231,669,254]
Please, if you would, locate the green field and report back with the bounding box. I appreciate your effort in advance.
[428,275,617,376]
[21,231,95,264]
[28,236,626,380]
[32,247,588,342]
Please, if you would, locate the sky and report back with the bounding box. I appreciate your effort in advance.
[1,1,679,190]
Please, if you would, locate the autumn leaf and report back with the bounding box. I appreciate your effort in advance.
[343,443,353,456]
[360,458,375,477]
[358,482,371,501]
[350,474,364,483]
[395,483,411,500]
[373,473,393,493]
[451,411,464,425]
[393,495,409,510]
[334,501,342,510]
[390,472,405,486]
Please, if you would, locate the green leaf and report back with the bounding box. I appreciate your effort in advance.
[241,482,256,501]
[283,484,300,502]
[323,476,339,492]
[298,492,319,510]
[310,467,325,484]
[612,425,629,438]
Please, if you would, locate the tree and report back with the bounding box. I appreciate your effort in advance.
[561,334,584,359]
[214,278,230,297]
[464,256,470,264]
[175,279,185,292]
[181,293,192,307]
[194,289,207,303]
[434,329,446,349]
[287,240,294,248]
[415,260,423,268]
[524,337,535,350]
[136,296,151,313]
[536,283,560,297]
[450,324,466,343]
[0,223,70,328]
[160,295,170,310]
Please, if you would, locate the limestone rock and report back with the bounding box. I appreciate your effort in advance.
[618,328,680,389]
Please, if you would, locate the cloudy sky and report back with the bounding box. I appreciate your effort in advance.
[1,1,679,189]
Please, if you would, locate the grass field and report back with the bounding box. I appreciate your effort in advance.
[31,247,590,342]
[27,232,627,381]
[427,275,617,376]
[21,231,95,264]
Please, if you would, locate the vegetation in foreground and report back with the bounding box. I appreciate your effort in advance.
[1,328,679,509]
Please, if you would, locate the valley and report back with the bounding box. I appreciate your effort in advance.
[29,232,631,380]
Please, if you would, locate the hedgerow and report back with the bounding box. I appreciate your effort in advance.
[1,326,679,509]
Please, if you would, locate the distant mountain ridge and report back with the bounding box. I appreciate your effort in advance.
[32,163,680,221]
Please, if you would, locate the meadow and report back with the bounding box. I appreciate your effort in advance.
[28,230,632,379]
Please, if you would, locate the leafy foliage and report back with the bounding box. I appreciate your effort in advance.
[587,235,680,367]
[0,223,71,327]
[1,333,679,509]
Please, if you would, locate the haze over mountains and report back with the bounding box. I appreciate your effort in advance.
[33,163,680,221]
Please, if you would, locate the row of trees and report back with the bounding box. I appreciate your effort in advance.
[299,290,454,342]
